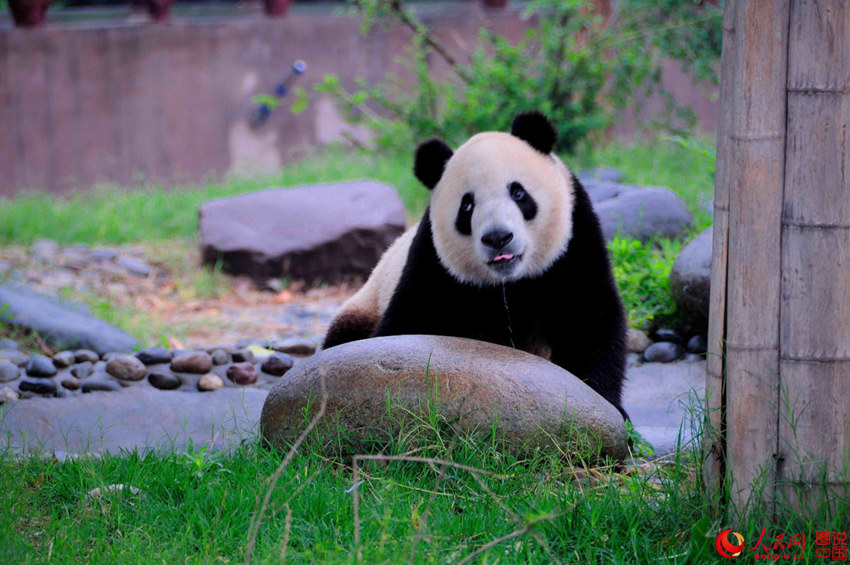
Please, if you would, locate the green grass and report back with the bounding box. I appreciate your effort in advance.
[0,148,425,246]
[0,418,706,564]
[2,414,846,564]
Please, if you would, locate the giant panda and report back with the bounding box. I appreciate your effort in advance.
[324,112,628,419]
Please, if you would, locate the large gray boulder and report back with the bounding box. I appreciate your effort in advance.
[199,181,406,283]
[0,283,138,356]
[669,226,713,333]
[583,181,693,241]
[261,335,628,460]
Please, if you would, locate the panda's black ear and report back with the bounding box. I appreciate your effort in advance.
[510,111,557,154]
[414,138,453,190]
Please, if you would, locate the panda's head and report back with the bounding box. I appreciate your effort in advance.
[414,112,575,286]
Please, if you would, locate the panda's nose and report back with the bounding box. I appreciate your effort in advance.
[481,229,514,250]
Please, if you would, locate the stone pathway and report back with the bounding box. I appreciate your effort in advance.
[622,359,706,456]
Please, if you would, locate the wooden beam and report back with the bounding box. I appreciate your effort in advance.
[778,0,850,512]
[722,0,791,512]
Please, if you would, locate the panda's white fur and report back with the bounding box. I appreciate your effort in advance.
[337,224,418,321]
[430,131,574,285]
[332,132,577,326]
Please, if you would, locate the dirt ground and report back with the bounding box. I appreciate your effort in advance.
[0,241,358,351]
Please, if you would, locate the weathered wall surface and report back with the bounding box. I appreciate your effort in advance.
[0,4,717,196]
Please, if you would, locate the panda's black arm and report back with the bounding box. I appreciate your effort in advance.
[546,178,629,420]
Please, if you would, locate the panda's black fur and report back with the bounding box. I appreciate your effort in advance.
[325,113,628,419]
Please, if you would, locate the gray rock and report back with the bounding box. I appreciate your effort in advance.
[205,344,234,355]
[105,355,147,381]
[26,355,57,378]
[0,350,28,367]
[199,181,406,283]
[686,335,707,355]
[117,257,151,278]
[669,227,712,333]
[81,378,122,393]
[0,385,19,404]
[261,335,628,460]
[231,349,254,364]
[654,329,684,346]
[584,182,693,241]
[235,338,262,349]
[210,349,230,366]
[52,351,76,368]
[59,249,88,264]
[626,329,652,354]
[643,342,685,363]
[102,352,123,362]
[227,363,257,385]
[0,361,21,382]
[198,373,224,392]
[0,339,20,351]
[89,248,117,262]
[148,371,180,391]
[74,349,100,363]
[626,352,642,368]
[61,377,81,391]
[261,353,294,376]
[71,361,94,379]
[270,337,317,356]
[0,260,11,276]
[263,278,284,293]
[577,167,624,184]
[136,346,173,365]
[32,239,60,262]
[0,283,139,355]
[19,378,57,395]
[171,352,213,374]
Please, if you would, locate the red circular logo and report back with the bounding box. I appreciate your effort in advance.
[715,529,746,558]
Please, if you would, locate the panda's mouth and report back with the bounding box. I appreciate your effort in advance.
[487,253,522,274]
[489,253,517,264]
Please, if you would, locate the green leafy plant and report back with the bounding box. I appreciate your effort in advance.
[314,0,721,154]
[608,236,680,330]
[619,0,723,85]
[250,94,279,112]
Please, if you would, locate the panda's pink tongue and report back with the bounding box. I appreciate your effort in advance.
[494,253,514,262]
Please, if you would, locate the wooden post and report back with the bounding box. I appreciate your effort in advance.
[709,0,850,515]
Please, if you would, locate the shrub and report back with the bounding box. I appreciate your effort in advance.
[314,0,722,154]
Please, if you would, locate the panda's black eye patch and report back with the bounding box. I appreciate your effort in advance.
[509,182,537,221]
[456,192,474,236]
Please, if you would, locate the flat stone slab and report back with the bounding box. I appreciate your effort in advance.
[584,181,693,241]
[0,387,266,457]
[199,181,406,283]
[0,282,139,356]
[261,335,628,460]
[622,359,705,457]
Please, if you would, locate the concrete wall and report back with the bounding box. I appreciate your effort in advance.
[0,4,717,196]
